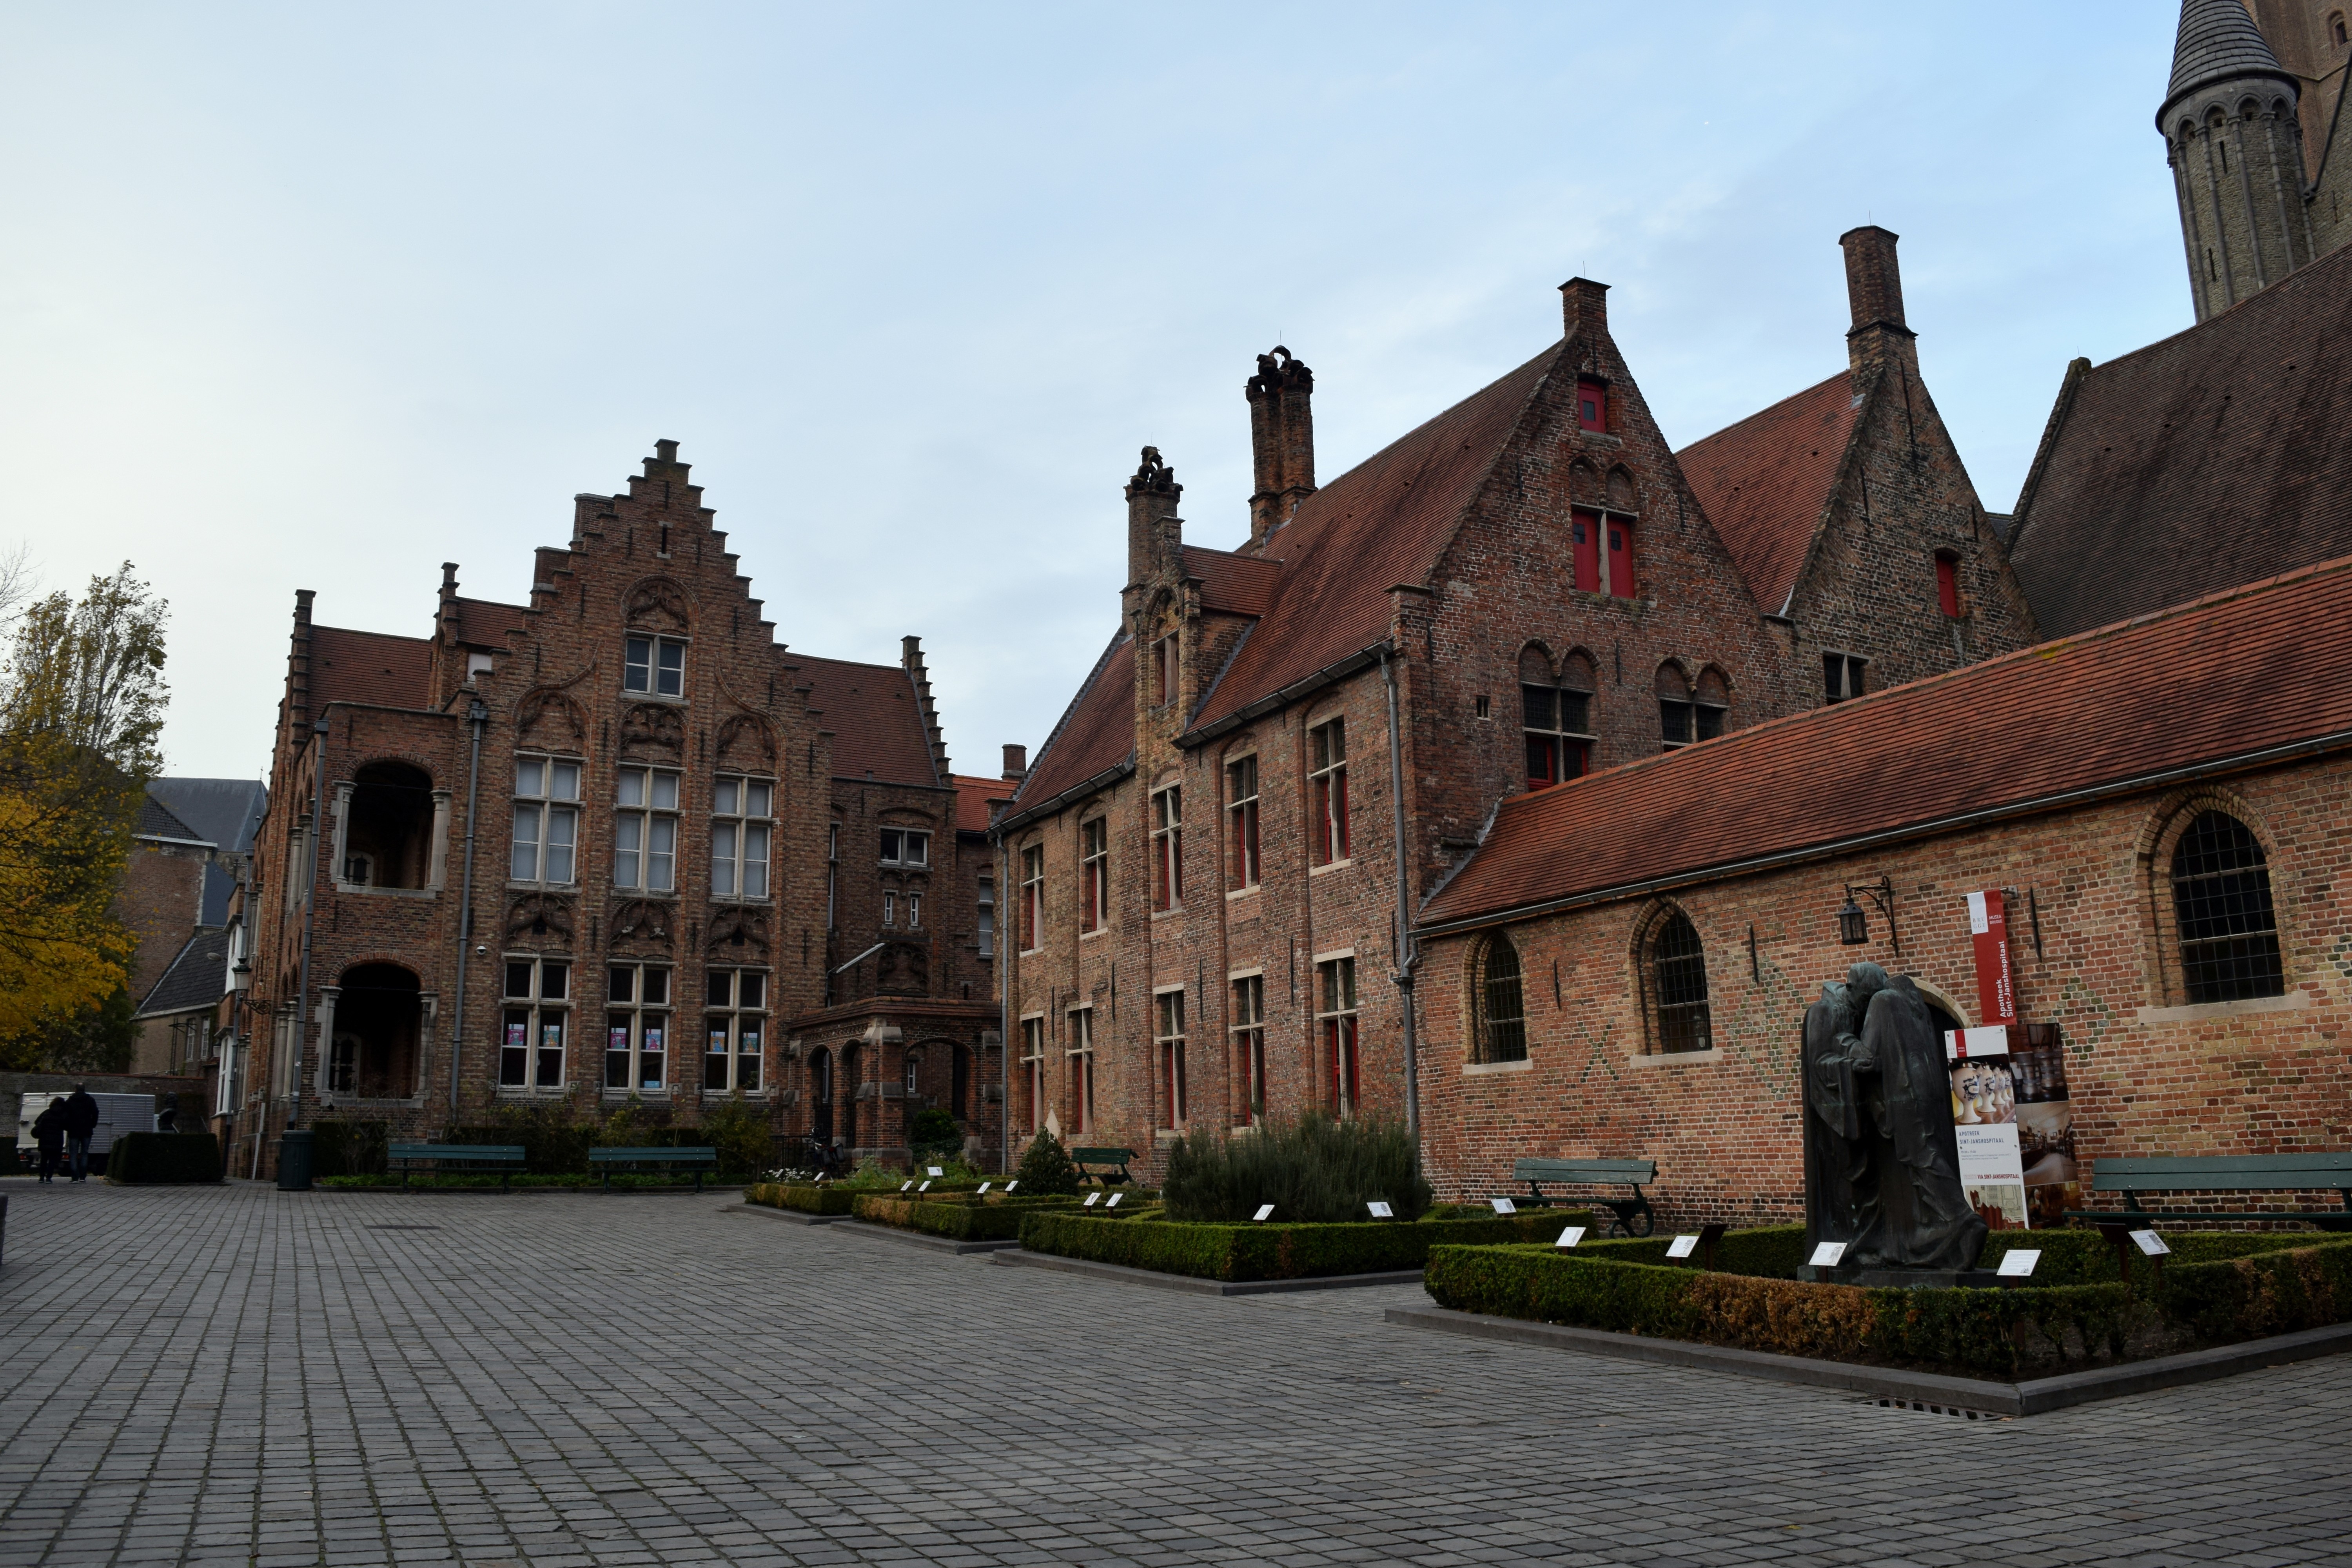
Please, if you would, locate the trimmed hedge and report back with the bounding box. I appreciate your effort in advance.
[1018,1210,1592,1282]
[853,1193,1079,1241]
[747,1182,856,1215]
[105,1133,223,1185]
[2156,1234,2352,1341]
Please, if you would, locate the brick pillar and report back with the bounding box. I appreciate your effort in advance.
[1246,347,1316,548]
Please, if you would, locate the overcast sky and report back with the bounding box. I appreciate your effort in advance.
[2,3,2190,783]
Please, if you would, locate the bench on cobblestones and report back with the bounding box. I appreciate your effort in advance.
[589,1146,719,1192]
[1513,1158,1658,1237]
[388,1143,527,1190]
[1072,1147,1136,1187]
[2066,1154,2352,1232]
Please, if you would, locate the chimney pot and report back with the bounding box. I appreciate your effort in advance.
[1002,743,1028,781]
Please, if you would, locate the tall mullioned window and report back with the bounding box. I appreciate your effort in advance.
[1020,845,1045,951]
[1475,935,1528,1063]
[704,969,766,1092]
[1066,1005,1096,1134]
[1231,974,1265,1126]
[711,777,773,899]
[1151,785,1182,910]
[511,757,581,884]
[614,768,680,892]
[1155,989,1188,1128]
[1080,818,1108,934]
[501,958,569,1089]
[1648,912,1712,1054]
[604,964,670,1093]
[622,635,685,697]
[1309,719,1349,864]
[1318,956,1358,1115]
[1020,1016,1045,1132]
[2170,811,2284,1004]
[1227,755,1260,890]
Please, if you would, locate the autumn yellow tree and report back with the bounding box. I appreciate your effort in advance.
[0,563,169,1067]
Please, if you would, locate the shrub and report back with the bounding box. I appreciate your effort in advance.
[310,1120,389,1177]
[854,1192,1077,1241]
[907,1107,961,1160]
[748,1181,857,1215]
[2156,1234,2352,1340]
[1015,1131,1082,1197]
[105,1133,222,1185]
[447,1105,595,1174]
[695,1096,773,1176]
[1018,1209,1583,1282]
[1161,1112,1432,1224]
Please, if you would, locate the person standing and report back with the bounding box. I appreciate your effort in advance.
[62,1085,99,1183]
[32,1098,67,1183]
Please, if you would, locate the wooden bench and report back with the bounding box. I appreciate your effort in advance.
[2067,1154,2352,1232]
[589,1146,720,1192]
[388,1143,527,1190]
[1071,1146,1136,1187]
[1513,1158,1659,1238]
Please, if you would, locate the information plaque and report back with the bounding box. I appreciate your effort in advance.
[1083,1192,1101,1207]
[1555,1226,1586,1248]
[1366,1201,1395,1219]
[1997,1248,2042,1277]
[899,1180,913,1192]
[916,1180,932,1192]
[2130,1229,2171,1257]
[1253,1203,1276,1221]
[1488,1197,1517,1215]
[1808,1241,1847,1267]
[1106,1192,1123,1208]
[1665,1234,1700,1259]
[927,1166,944,1177]
[976,1181,992,1194]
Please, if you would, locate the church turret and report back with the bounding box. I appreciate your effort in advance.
[2161,0,2318,321]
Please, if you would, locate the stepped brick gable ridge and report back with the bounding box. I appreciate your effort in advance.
[2010,243,2352,639]
[1415,553,2352,1221]
[236,442,1001,1178]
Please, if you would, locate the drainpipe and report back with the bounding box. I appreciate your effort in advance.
[1379,649,1420,1140]
[449,698,488,1116]
[291,717,329,1128]
[998,833,1011,1174]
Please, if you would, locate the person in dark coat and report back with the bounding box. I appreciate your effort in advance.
[62,1085,99,1182]
[32,1098,67,1183]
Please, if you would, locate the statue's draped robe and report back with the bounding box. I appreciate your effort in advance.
[1853,976,1987,1270]
[1801,986,1869,1253]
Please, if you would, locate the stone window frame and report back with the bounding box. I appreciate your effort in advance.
[2137,788,2296,1014]
[1228,970,1267,1128]
[710,774,776,902]
[1150,780,1183,914]
[1308,716,1351,869]
[1632,901,1714,1057]
[499,954,572,1094]
[1153,984,1189,1131]
[1225,750,1261,893]
[1314,950,1360,1116]
[335,756,451,897]
[1822,650,1869,705]
[1018,1012,1046,1133]
[1018,842,1045,955]
[1519,644,1596,791]
[508,753,583,889]
[1064,1003,1096,1135]
[1468,930,1530,1067]
[602,960,673,1100]
[613,764,682,894]
[1078,815,1110,936]
[621,633,689,701]
[702,967,767,1095]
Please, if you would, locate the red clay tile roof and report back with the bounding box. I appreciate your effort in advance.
[1191,347,1560,731]
[1418,552,2352,931]
[1676,372,1856,618]
[789,654,938,787]
[1181,545,1281,617]
[1011,633,1136,810]
[310,625,433,710]
[452,597,528,646]
[2009,244,2352,639]
[952,774,1011,834]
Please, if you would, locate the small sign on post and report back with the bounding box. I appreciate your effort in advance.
[899,1180,913,1192]
[976,1181,992,1194]
[1083,1192,1102,1207]
[1488,1197,1517,1215]
[1555,1225,1586,1248]
[1253,1203,1276,1222]
[2129,1230,2171,1257]
[1005,1180,1018,1192]
[927,1166,944,1178]
[1106,1192,1123,1208]
[1665,1234,1700,1259]
[916,1180,932,1192]
[1997,1249,2042,1278]
[1366,1201,1396,1219]
[1808,1241,1848,1268]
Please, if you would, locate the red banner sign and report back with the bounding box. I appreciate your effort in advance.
[1967,889,2016,1027]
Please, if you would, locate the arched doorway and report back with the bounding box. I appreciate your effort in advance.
[809,1046,833,1146]
[332,963,422,1098]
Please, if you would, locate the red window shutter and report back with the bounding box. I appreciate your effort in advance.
[1936,555,1960,618]
[1609,519,1637,598]
[1577,379,1607,433]
[1572,510,1600,594]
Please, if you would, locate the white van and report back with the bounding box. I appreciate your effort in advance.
[15,1092,158,1171]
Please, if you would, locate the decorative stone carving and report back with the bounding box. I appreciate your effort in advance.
[515,688,587,754]
[715,713,777,773]
[705,905,770,959]
[619,703,684,761]
[624,578,691,632]
[505,893,574,946]
[610,899,674,951]
[877,942,929,995]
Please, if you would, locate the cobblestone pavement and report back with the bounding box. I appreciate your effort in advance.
[3,1182,2350,1568]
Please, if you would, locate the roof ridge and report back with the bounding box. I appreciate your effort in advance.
[1011,629,1132,808]
[1676,368,1850,455]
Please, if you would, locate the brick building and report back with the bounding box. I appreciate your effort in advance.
[992,231,2033,1174]
[236,443,1001,1176]
[1411,556,2352,1221]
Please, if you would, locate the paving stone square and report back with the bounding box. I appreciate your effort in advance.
[2,1181,2350,1566]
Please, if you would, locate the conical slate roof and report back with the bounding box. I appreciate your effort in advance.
[2161,0,2293,123]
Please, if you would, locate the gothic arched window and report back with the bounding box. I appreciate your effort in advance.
[1647,911,1712,1054]
[1474,935,1529,1064]
[2171,811,2284,1004]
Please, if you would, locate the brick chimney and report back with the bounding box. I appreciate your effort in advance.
[1126,445,1182,588]
[1002,743,1027,782]
[1246,347,1315,549]
[288,589,315,737]
[1560,277,1610,345]
[1840,225,1918,373]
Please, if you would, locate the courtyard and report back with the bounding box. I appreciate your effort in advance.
[1,1183,2348,1568]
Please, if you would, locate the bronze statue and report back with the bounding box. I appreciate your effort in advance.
[1803,962,1987,1273]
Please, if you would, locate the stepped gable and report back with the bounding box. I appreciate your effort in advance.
[2009,244,2352,638]
[1010,633,1136,808]
[1676,372,1857,618]
[1189,347,1558,731]
[790,653,939,786]
[450,597,528,646]
[1419,552,2352,931]
[305,625,433,710]
[1180,545,1281,617]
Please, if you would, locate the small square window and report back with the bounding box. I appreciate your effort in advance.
[622,635,687,698]
[1577,379,1608,433]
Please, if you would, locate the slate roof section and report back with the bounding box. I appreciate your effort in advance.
[135,795,209,844]
[150,779,268,925]
[1011,633,1136,809]
[2163,0,2294,122]
[790,654,940,787]
[1190,347,1559,731]
[1676,372,1857,618]
[309,625,434,710]
[2008,244,2352,639]
[136,926,233,1018]
[1418,552,2352,932]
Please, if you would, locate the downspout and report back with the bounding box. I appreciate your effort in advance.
[998,833,1011,1174]
[1379,649,1420,1140]
[449,698,488,1116]
[290,717,329,1129]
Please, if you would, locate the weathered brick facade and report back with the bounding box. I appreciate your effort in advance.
[236,443,1000,1176]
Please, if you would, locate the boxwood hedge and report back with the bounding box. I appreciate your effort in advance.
[104,1133,223,1185]
[1017,1209,1592,1282]
[746,1182,856,1215]
[852,1193,1080,1241]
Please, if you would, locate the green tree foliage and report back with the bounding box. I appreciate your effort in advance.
[1014,1129,1082,1196]
[1161,1112,1433,1224]
[907,1106,960,1158]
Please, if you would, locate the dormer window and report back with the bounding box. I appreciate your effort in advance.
[623,635,685,698]
[1577,379,1608,434]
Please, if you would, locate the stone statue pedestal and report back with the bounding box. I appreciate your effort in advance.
[1798,1264,2007,1289]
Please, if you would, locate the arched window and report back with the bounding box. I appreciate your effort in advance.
[1521,647,1594,789]
[2170,811,2283,1003]
[1473,935,1529,1063]
[1647,911,1712,1054]
[1656,664,1694,749]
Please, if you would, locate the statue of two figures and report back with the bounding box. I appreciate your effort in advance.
[1802,962,1987,1276]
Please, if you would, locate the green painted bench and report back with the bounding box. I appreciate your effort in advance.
[1513,1158,1658,1237]
[1071,1146,1136,1187]
[388,1143,527,1189]
[589,1146,719,1191]
[2067,1153,2352,1231]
